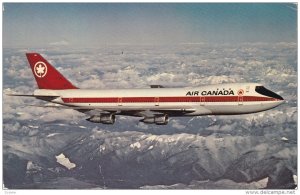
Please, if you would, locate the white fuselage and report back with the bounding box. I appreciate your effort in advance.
[33,83,284,116]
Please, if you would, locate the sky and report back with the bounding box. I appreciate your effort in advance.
[3,3,298,48]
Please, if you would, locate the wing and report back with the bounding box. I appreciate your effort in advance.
[131,108,196,117]
[27,104,196,117]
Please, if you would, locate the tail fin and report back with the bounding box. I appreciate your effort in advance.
[26,53,78,90]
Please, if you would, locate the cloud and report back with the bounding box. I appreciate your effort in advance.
[49,40,69,46]
[171,119,186,129]
[2,42,297,189]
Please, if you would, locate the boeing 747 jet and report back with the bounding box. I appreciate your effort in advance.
[8,53,284,125]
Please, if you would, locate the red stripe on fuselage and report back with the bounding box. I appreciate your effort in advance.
[61,96,278,103]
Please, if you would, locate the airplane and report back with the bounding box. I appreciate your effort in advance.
[8,53,284,125]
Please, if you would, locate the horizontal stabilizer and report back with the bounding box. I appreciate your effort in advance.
[6,93,35,97]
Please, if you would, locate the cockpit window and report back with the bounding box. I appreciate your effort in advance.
[255,86,283,100]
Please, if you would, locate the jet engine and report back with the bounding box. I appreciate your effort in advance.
[140,114,169,125]
[86,114,116,124]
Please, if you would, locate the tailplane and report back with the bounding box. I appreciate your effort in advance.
[26,53,78,89]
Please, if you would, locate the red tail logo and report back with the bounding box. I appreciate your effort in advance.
[34,61,48,78]
[26,53,78,90]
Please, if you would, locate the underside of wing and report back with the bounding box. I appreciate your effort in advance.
[28,104,98,113]
[28,104,196,117]
[118,108,196,117]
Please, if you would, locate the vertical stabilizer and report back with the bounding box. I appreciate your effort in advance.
[26,53,78,89]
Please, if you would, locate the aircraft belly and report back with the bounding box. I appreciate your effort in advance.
[184,106,212,116]
[64,102,198,110]
[206,101,281,114]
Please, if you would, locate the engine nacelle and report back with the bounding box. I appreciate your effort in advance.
[140,115,168,125]
[86,114,116,124]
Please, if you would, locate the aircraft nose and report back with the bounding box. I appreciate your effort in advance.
[270,99,285,109]
[271,92,284,107]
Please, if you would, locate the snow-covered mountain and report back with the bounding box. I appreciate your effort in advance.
[3,43,297,189]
